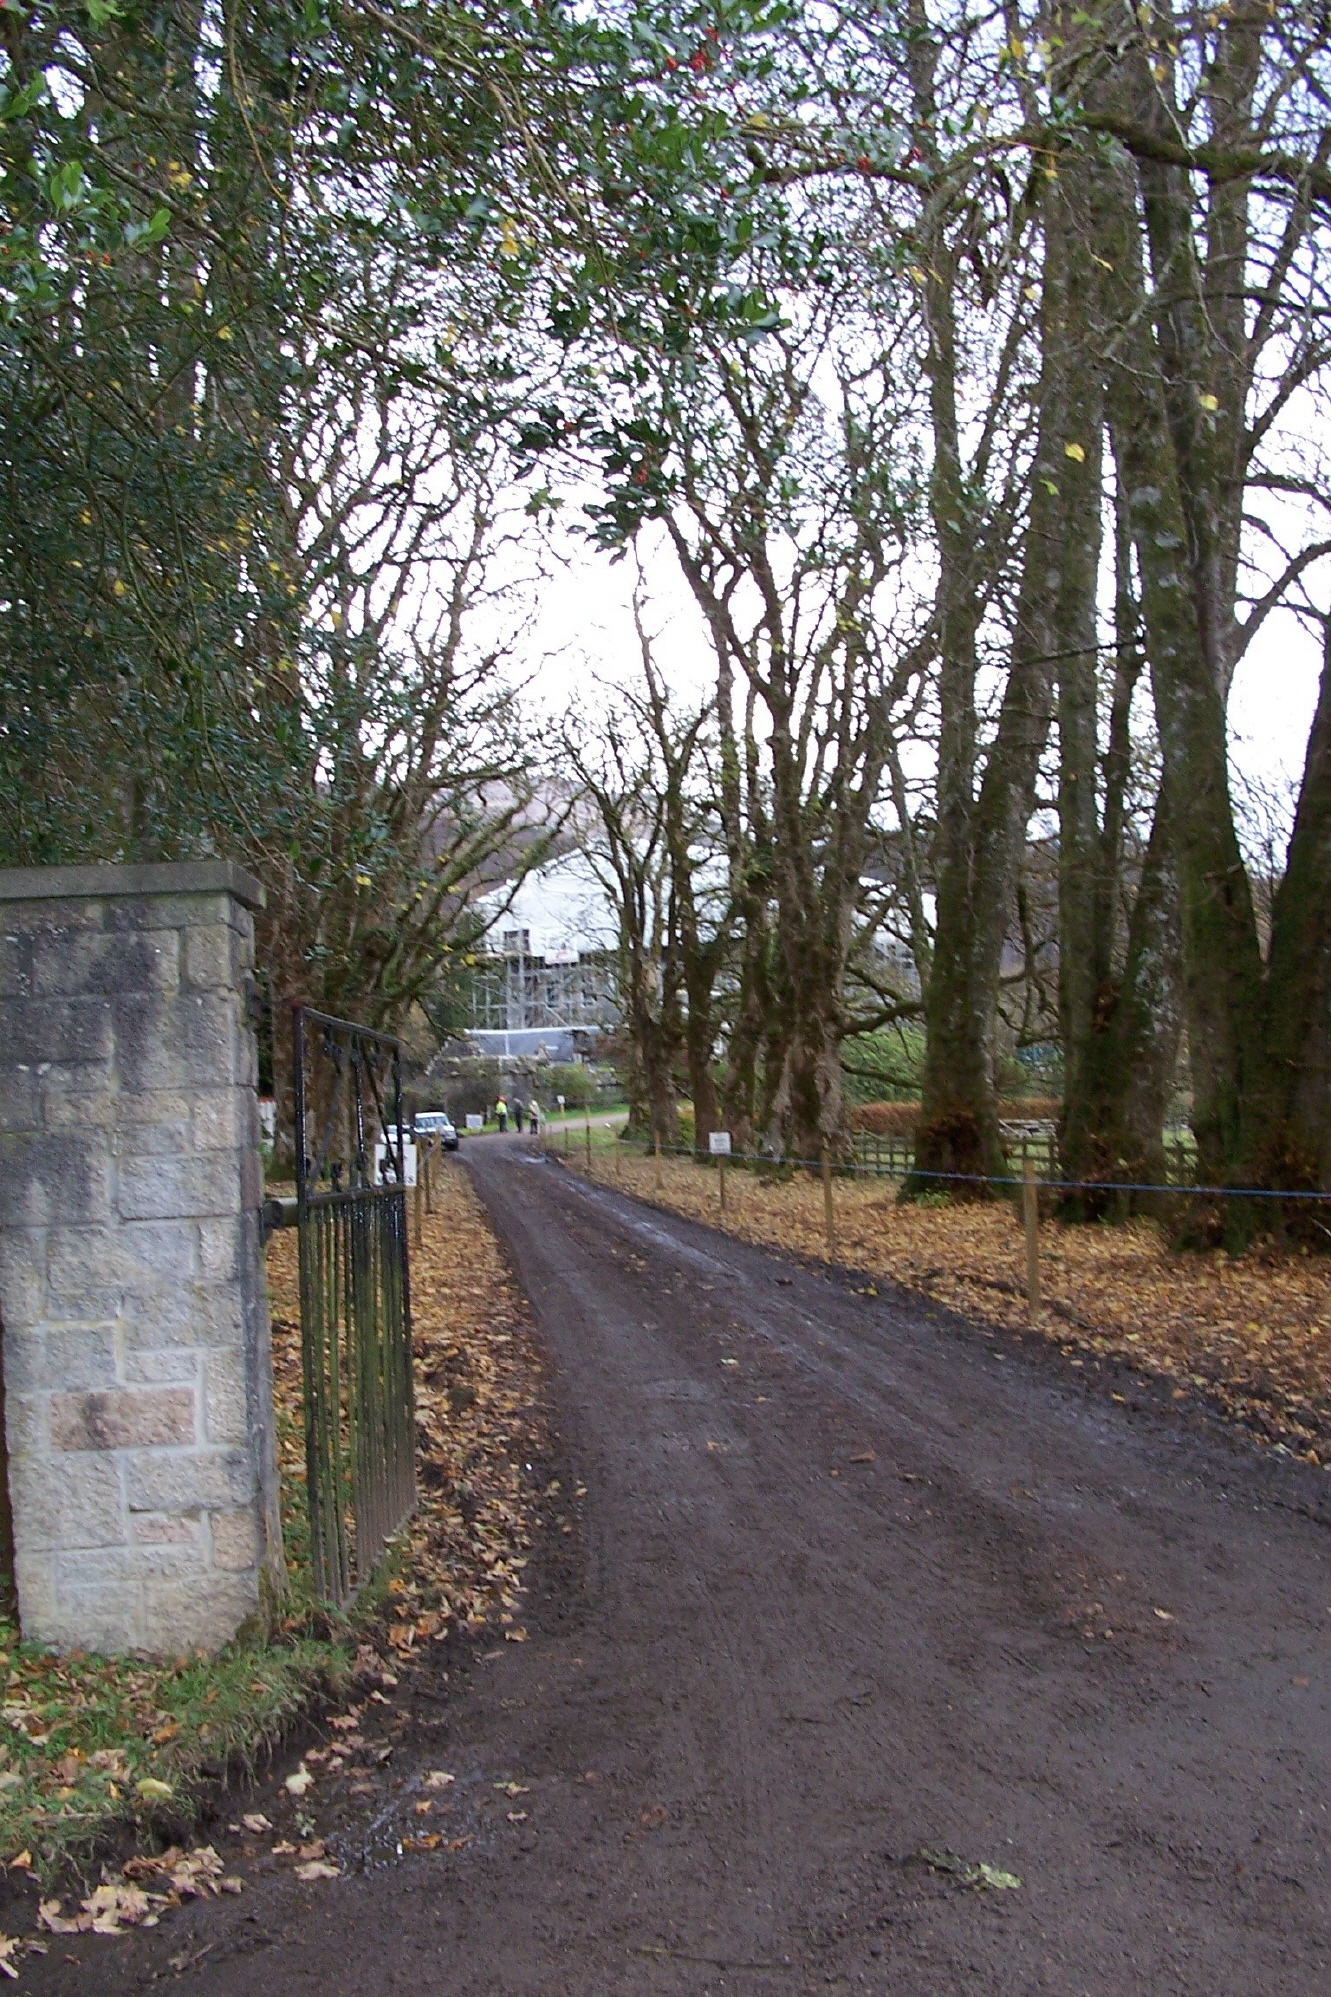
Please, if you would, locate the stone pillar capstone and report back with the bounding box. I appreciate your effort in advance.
[0,861,283,1654]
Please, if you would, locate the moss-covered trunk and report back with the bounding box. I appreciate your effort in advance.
[1258,624,1331,1210]
[913,157,1094,1194]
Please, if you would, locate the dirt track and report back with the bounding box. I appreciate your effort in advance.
[32,1140,1331,1993]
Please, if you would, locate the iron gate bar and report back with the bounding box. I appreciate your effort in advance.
[293,1006,415,1608]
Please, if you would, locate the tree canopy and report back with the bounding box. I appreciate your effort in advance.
[4,0,1331,1225]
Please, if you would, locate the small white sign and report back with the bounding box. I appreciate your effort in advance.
[709,1131,732,1156]
[373,1139,417,1187]
[466,1113,484,1130]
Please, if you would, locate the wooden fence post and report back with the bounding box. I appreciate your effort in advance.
[822,1147,837,1259]
[1023,1157,1041,1310]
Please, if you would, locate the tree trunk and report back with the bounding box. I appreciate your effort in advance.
[1090,31,1273,1219]
[1063,773,1184,1213]
[1057,439,1167,1208]
[682,955,722,1154]
[1113,341,1266,1188]
[912,160,1094,1193]
[638,1019,681,1148]
[1053,412,1108,1193]
[1110,780,1185,1196]
[721,891,771,1153]
[761,998,845,1165]
[1258,620,1331,1210]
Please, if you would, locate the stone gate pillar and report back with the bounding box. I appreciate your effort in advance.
[0,862,283,1654]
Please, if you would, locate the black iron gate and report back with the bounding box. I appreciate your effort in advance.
[293,1007,415,1607]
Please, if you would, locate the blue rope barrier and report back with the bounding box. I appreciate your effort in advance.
[607,1141,1331,1203]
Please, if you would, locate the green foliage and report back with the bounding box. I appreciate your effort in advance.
[0,1616,350,1879]
[543,1063,597,1109]
[0,0,568,1019]
[841,1027,926,1104]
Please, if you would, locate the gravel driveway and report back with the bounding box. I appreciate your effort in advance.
[35,1139,1331,1995]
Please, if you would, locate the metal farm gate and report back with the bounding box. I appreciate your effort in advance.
[292,1007,416,1607]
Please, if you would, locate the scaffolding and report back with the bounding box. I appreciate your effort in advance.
[465,932,620,1033]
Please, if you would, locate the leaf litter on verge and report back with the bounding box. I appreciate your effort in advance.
[39,1844,243,1936]
[266,1165,549,1656]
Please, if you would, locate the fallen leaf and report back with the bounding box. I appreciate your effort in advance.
[82,1882,154,1933]
[241,1813,272,1834]
[135,1777,174,1803]
[284,1766,314,1796]
[1153,1608,1174,1622]
[8,1854,31,1872]
[422,1770,456,1791]
[974,1862,1022,1890]
[849,1452,876,1464]
[261,1168,548,1831]
[506,1810,528,1823]
[918,1848,1021,1890]
[293,1860,340,1882]
[124,1844,228,1899]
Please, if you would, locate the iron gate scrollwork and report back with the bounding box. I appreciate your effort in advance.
[293,1007,415,1607]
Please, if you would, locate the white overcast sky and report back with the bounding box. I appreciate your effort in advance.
[488,525,1325,953]
[526,524,1325,799]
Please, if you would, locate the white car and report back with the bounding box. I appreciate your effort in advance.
[413,1110,459,1151]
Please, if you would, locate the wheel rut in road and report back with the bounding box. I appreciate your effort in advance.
[53,1141,1331,1995]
